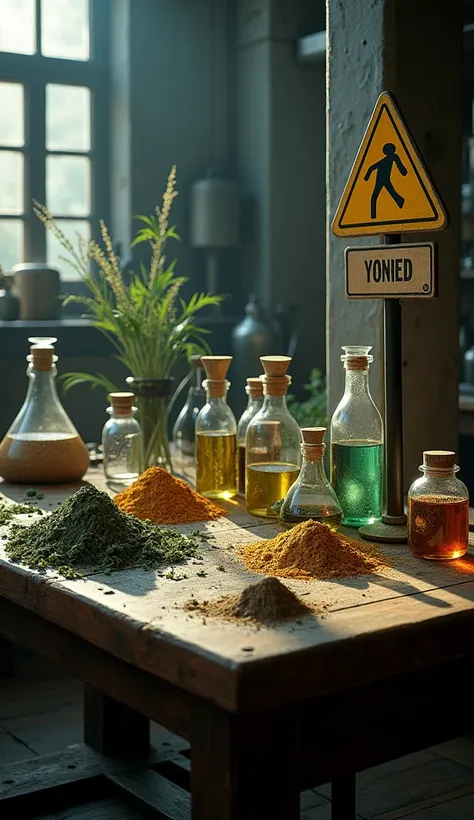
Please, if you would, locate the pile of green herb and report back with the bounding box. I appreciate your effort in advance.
[5,485,202,578]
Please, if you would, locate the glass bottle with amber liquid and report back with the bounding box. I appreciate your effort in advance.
[280,427,343,529]
[408,450,469,560]
[195,356,237,499]
[330,346,383,527]
[246,356,301,517]
[236,377,264,495]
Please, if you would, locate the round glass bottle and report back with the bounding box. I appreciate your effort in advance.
[330,346,383,527]
[280,427,343,529]
[0,344,90,483]
[172,355,205,466]
[237,377,264,495]
[246,356,301,518]
[195,356,237,499]
[102,392,143,491]
[408,450,469,560]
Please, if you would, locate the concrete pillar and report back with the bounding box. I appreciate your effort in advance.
[327,0,462,487]
[236,0,327,387]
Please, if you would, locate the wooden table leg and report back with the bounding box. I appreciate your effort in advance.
[332,774,356,819]
[83,685,150,758]
[191,700,300,820]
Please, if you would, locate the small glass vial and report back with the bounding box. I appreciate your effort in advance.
[195,356,237,499]
[237,377,264,495]
[408,450,469,560]
[172,355,205,467]
[0,343,90,484]
[330,345,383,527]
[102,392,143,491]
[246,356,301,518]
[280,427,343,530]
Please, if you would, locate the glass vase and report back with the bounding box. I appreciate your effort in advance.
[126,377,175,471]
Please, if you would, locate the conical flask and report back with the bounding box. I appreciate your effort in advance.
[0,343,90,483]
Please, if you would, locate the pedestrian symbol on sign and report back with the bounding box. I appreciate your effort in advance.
[364,142,407,219]
[332,92,448,237]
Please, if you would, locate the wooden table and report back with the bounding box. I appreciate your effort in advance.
[2,470,474,819]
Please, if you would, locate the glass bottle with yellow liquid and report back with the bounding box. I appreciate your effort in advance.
[280,427,343,529]
[195,356,237,499]
[245,356,301,517]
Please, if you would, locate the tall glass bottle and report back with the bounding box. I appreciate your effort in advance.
[195,356,237,499]
[102,392,143,491]
[172,355,205,470]
[246,356,301,517]
[280,427,343,529]
[0,343,90,484]
[330,345,383,527]
[237,377,264,495]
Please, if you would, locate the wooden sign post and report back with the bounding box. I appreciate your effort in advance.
[332,92,448,543]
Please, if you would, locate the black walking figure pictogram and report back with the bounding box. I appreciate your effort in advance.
[364,142,408,219]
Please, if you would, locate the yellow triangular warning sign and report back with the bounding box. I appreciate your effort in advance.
[332,92,448,237]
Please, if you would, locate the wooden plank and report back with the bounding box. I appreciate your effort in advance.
[190,700,300,819]
[0,596,194,740]
[108,769,190,820]
[84,687,150,758]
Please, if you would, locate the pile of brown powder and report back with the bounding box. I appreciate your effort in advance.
[115,467,224,525]
[186,577,312,624]
[238,519,383,580]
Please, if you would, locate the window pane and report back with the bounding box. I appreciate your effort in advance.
[47,219,90,281]
[0,83,24,147]
[0,0,35,55]
[0,220,24,270]
[0,152,24,214]
[46,85,90,151]
[41,0,89,60]
[46,155,90,216]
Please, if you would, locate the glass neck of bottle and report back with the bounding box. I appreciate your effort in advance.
[26,366,58,401]
[206,392,228,407]
[300,457,328,484]
[343,368,370,397]
[262,393,288,411]
[247,394,263,412]
[420,466,457,480]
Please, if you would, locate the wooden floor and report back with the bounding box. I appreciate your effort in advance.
[0,649,473,819]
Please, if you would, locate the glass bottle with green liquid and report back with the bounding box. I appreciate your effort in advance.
[330,346,383,527]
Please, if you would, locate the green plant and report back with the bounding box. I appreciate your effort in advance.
[34,167,223,470]
[287,368,327,428]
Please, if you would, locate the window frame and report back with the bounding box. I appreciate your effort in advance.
[0,0,110,278]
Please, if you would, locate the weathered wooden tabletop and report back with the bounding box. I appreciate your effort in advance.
[1,468,474,714]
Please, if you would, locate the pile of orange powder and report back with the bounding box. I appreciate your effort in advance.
[114,467,224,525]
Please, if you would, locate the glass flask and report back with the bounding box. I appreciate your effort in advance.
[172,355,205,467]
[102,392,143,491]
[408,450,469,560]
[237,377,264,495]
[330,345,383,527]
[246,356,301,518]
[0,343,90,483]
[195,356,237,499]
[280,427,343,529]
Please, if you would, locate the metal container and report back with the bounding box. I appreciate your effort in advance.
[12,263,60,320]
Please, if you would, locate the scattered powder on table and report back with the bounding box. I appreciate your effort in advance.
[5,485,203,578]
[238,519,383,581]
[185,577,312,624]
[115,467,224,525]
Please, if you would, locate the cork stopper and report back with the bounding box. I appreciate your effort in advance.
[109,392,135,416]
[341,345,373,371]
[423,450,456,470]
[201,355,232,398]
[260,356,292,396]
[301,427,326,460]
[246,377,264,398]
[28,344,56,371]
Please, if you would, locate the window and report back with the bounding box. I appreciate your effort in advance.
[0,0,109,280]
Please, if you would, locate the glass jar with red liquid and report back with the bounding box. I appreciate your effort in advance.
[408,450,469,560]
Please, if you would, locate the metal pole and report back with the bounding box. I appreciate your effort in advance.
[382,233,406,525]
